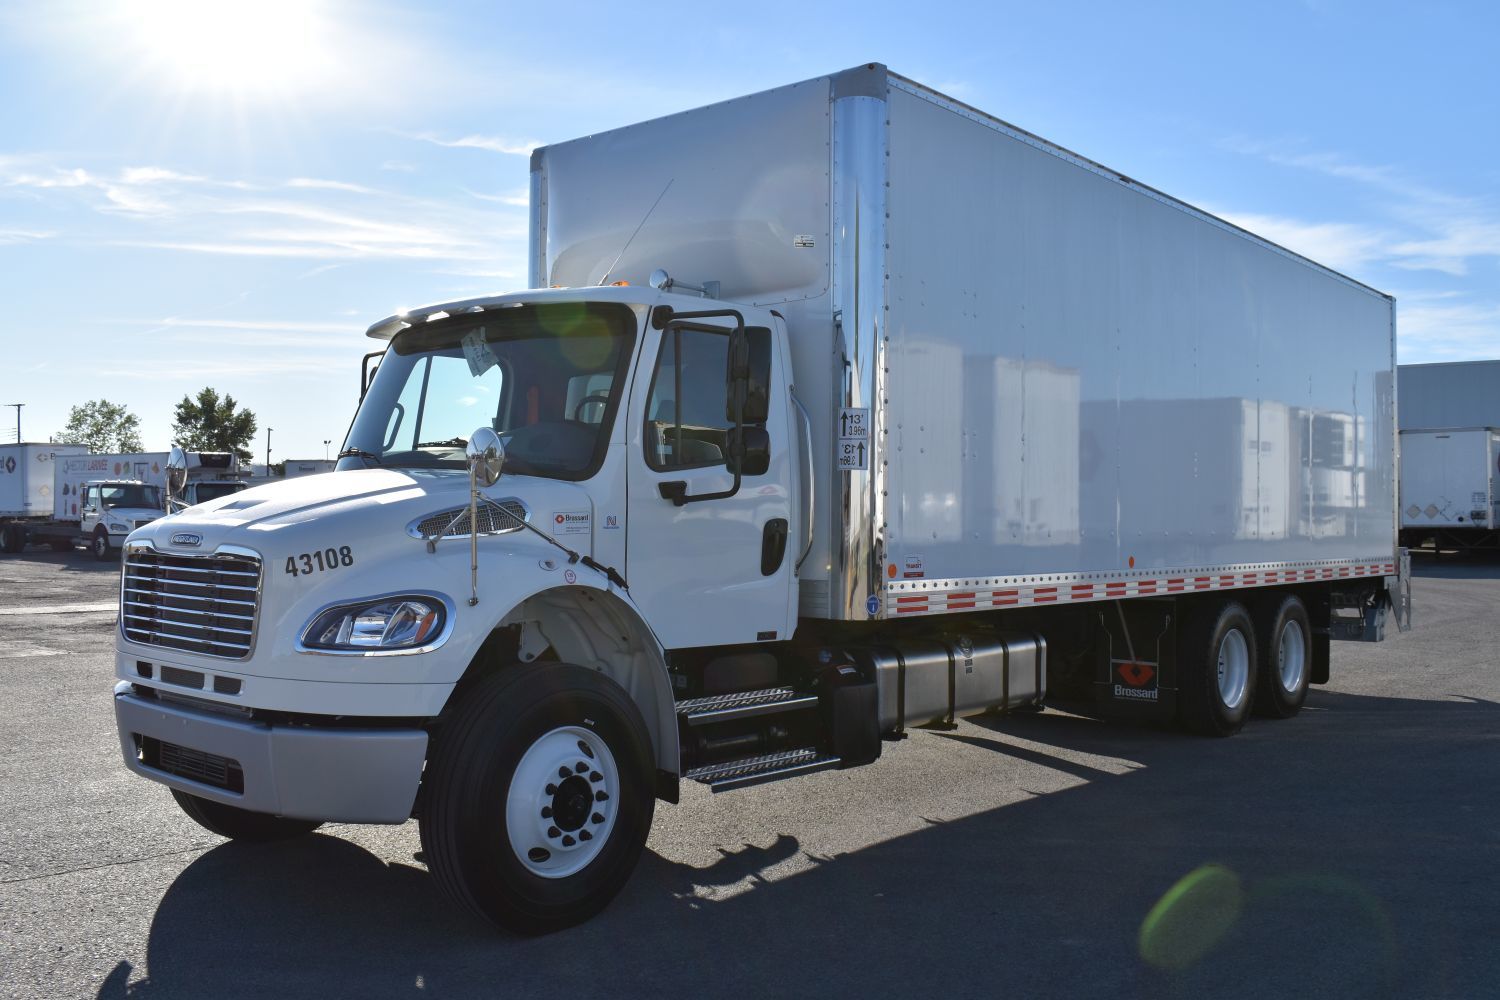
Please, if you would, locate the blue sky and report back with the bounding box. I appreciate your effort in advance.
[2,0,1497,459]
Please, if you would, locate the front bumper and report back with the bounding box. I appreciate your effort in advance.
[114,686,428,823]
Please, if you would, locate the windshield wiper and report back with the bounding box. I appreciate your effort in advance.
[337,447,384,466]
[415,437,468,449]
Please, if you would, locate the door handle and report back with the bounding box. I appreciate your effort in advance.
[761,518,788,576]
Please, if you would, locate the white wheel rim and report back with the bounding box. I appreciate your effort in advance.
[1277,618,1307,695]
[505,726,619,879]
[1216,627,1250,710]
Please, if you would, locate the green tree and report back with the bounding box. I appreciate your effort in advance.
[171,388,258,462]
[56,399,144,453]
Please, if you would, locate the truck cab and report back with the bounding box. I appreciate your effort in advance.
[81,480,163,560]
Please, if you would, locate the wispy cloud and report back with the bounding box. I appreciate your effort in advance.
[1208,209,1390,273]
[1395,293,1500,362]
[287,177,380,195]
[0,227,53,244]
[403,131,541,156]
[0,156,527,276]
[464,187,530,207]
[1223,138,1500,278]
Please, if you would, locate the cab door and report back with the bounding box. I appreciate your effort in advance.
[625,314,795,649]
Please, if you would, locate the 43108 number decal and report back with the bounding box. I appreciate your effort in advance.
[285,546,354,577]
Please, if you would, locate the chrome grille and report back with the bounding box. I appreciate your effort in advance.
[120,547,261,660]
[407,498,528,539]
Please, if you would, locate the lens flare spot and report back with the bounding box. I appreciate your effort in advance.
[1139,864,1243,971]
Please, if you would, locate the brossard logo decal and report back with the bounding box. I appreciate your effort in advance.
[1112,659,1159,701]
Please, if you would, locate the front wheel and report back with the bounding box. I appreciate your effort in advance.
[90,528,113,561]
[419,662,656,934]
[171,790,323,841]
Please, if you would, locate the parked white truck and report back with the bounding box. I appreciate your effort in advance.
[1399,427,1500,551]
[0,447,245,558]
[111,64,1409,934]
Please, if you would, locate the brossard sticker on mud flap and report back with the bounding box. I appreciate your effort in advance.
[552,510,590,536]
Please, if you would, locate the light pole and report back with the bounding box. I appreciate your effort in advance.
[6,403,20,443]
[323,439,331,461]
[266,427,272,472]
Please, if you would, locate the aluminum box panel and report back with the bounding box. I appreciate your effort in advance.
[882,83,1397,583]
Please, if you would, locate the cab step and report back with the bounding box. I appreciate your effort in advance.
[674,686,819,726]
[685,747,842,792]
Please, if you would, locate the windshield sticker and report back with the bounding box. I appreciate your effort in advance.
[552,510,590,536]
[461,327,499,377]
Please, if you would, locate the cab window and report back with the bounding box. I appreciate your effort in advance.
[644,326,771,471]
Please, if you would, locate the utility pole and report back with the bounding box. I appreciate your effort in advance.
[266,427,273,472]
[6,403,20,443]
[323,439,331,461]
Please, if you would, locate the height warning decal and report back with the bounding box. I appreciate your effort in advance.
[837,407,869,471]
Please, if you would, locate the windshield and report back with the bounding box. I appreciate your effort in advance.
[341,302,638,480]
[190,481,245,504]
[101,484,162,509]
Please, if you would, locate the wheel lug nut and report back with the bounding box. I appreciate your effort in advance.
[579,830,592,841]
[561,835,576,847]
[595,790,609,802]
[547,826,560,838]
[541,806,553,818]
[575,761,589,773]
[592,812,604,824]
[558,766,571,780]
[589,771,602,783]
[545,783,557,795]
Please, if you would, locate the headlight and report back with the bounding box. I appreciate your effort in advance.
[108,522,130,532]
[301,595,447,651]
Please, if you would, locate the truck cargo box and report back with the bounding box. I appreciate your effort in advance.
[531,63,1398,622]
[0,444,87,518]
[1398,361,1500,430]
[1400,428,1500,531]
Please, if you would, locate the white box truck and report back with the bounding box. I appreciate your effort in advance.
[110,64,1408,934]
[1399,427,1500,551]
[0,448,245,557]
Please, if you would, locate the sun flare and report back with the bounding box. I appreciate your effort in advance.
[126,0,332,99]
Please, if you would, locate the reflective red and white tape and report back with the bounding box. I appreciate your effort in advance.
[886,561,1397,617]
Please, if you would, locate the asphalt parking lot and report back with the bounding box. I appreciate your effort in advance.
[1,549,1497,999]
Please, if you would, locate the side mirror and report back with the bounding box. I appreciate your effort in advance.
[723,327,769,424]
[466,427,504,487]
[727,426,771,477]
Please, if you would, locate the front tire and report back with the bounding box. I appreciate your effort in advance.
[1253,594,1311,718]
[171,790,323,841]
[91,528,113,561]
[1178,600,1257,737]
[419,662,656,934]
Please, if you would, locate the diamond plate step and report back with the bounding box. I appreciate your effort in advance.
[685,747,842,792]
[674,686,819,726]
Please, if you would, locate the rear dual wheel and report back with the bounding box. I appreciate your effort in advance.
[1179,600,1257,736]
[1253,594,1311,718]
[0,524,24,554]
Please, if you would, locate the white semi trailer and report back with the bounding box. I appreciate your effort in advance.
[111,64,1408,934]
[1399,427,1500,551]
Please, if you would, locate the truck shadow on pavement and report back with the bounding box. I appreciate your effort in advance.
[98,689,1500,1000]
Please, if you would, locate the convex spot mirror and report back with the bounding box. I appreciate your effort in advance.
[726,426,770,477]
[166,447,188,493]
[466,427,504,487]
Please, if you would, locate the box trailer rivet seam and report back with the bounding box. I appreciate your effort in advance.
[103,62,1409,934]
